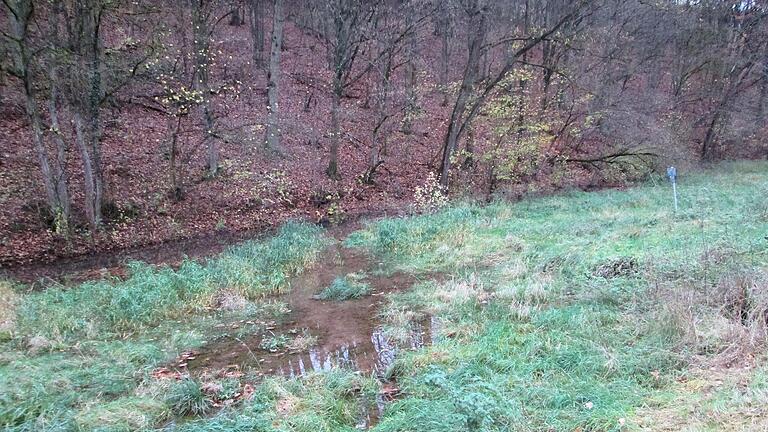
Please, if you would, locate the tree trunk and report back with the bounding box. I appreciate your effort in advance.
[203,104,217,176]
[249,0,266,68]
[327,85,342,180]
[462,122,475,169]
[701,110,722,162]
[759,58,768,121]
[515,0,529,154]
[229,6,244,25]
[81,1,105,229]
[168,115,183,200]
[438,5,450,107]
[8,0,71,231]
[74,112,102,230]
[47,71,72,226]
[365,49,391,185]
[265,0,284,153]
[439,3,485,187]
[401,12,417,134]
[26,79,64,223]
[364,104,385,184]
[192,1,218,177]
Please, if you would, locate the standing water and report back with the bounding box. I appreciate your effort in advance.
[182,244,439,378]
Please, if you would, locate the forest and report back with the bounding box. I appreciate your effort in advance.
[1,0,766,268]
[2,1,768,431]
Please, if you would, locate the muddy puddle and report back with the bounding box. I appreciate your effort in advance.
[182,245,439,379]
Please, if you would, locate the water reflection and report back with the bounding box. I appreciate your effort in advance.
[276,317,439,378]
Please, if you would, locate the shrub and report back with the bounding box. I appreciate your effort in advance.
[414,172,448,213]
[259,332,289,353]
[214,378,242,402]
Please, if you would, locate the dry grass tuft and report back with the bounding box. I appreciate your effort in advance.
[0,280,18,334]
[213,289,249,311]
[434,274,492,306]
[631,366,768,431]
[704,270,768,366]
[287,330,318,352]
[651,269,768,368]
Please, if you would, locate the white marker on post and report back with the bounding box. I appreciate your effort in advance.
[667,166,678,211]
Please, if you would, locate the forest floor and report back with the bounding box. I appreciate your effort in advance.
[2,160,767,431]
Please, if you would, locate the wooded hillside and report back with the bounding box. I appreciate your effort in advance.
[2,0,767,266]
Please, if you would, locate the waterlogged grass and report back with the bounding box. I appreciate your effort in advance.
[16,221,328,341]
[0,222,329,431]
[3,161,768,431]
[172,372,380,432]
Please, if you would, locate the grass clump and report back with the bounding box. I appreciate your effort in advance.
[259,332,290,352]
[314,273,370,301]
[0,280,18,341]
[166,379,213,417]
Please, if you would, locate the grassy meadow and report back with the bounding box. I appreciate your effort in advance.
[2,161,768,431]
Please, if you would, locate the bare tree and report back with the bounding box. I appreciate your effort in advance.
[309,0,377,180]
[438,0,486,187]
[60,0,108,229]
[695,2,767,160]
[189,0,220,177]
[400,3,418,134]
[438,0,589,187]
[362,0,433,184]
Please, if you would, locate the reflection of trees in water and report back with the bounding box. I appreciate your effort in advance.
[278,318,441,378]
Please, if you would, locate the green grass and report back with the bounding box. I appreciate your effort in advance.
[315,273,371,301]
[15,221,328,342]
[0,221,328,431]
[166,379,213,416]
[347,160,768,431]
[2,161,768,431]
[171,371,380,432]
